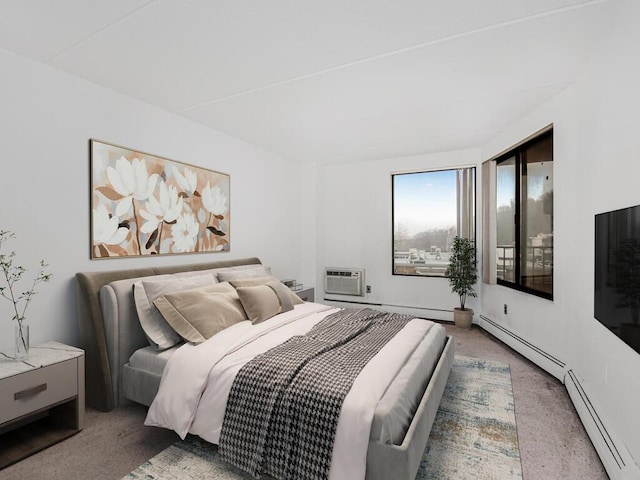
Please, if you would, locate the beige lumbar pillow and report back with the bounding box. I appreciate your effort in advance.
[153,282,247,344]
[236,280,294,324]
[230,276,304,305]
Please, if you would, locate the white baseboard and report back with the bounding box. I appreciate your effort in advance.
[478,314,566,380]
[565,371,640,480]
[479,314,640,480]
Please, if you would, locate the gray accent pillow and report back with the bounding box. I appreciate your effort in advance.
[133,274,217,350]
[230,276,304,305]
[153,283,247,344]
[236,280,294,324]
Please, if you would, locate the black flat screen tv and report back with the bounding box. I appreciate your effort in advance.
[595,204,640,354]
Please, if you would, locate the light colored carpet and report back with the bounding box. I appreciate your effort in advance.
[124,355,522,480]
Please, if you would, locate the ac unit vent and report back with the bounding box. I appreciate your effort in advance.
[325,268,365,296]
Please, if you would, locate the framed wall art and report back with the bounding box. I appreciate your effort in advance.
[90,139,230,259]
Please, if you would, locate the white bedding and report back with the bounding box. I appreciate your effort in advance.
[371,321,446,445]
[128,344,180,373]
[145,302,441,480]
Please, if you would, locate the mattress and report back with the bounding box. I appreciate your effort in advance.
[128,344,179,374]
[126,312,446,446]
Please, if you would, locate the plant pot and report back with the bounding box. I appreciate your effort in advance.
[453,308,473,329]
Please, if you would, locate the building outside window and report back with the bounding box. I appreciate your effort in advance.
[392,167,475,277]
[495,130,553,299]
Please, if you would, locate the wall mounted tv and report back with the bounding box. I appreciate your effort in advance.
[595,203,640,354]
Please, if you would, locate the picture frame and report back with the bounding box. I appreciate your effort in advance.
[90,139,230,259]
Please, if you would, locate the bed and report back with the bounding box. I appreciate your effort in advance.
[76,257,454,480]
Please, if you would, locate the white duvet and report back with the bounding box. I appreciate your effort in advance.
[145,302,435,480]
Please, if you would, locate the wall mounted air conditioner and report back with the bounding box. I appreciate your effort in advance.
[325,268,365,296]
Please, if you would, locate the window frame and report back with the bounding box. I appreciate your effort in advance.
[494,129,553,300]
[391,166,477,278]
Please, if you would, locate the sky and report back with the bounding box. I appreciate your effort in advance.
[394,164,550,239]
[393,169,457,237]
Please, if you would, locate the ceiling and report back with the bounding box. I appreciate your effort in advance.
[0,0,614,164]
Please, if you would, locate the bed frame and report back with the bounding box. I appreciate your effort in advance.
[75,257,454,480]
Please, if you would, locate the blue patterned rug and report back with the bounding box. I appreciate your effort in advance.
[125,356,522,480]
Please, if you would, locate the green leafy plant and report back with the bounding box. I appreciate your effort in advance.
[446,236,478,310]
[0,230,53,347]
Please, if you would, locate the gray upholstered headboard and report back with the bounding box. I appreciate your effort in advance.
[76,257,262,412]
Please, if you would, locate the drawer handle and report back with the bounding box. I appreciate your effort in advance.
[15,383,48,400]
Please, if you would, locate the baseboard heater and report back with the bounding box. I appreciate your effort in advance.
[565,370,640,480]
[323,298,382,306]
[479,314,640,480]
[322,297,452,322]
[479,314,566,380]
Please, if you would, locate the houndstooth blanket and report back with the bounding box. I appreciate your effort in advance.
[219,308,413,480]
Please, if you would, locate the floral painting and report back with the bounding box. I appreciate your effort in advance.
[90,140,230,259]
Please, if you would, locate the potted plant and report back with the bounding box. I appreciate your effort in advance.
[446,236,477,329]
[0,230,52,359]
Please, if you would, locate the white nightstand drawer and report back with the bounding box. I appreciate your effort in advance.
[0,359,78,425]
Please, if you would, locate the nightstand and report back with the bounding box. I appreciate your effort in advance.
[0,341,85,469]
[296,287,315,302]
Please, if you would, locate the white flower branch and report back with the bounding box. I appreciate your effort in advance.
[0,230,53,327]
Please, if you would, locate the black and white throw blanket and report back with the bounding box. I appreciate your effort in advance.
[219,308,413,480]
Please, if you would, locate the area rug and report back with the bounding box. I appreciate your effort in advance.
[417,356,522,479]
[124,356,522,480]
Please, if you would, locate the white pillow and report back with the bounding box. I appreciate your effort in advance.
[216,265,272,282]
[209,264,266,276]
[133,274,217,350]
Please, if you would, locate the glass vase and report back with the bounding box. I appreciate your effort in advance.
[15,322,29,360]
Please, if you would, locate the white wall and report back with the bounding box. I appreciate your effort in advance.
[0,48,305,352]
[317,149,480,319]
[481,0,640,465]
[299,162,319,290]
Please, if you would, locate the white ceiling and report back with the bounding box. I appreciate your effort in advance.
[0,0,614,164]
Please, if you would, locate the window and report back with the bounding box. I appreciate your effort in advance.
[495,130,553,299]
[392,167,475,277]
